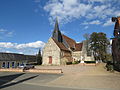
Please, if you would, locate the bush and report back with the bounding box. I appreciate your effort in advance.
[66,62,72,65]
[106,61,114,72]
[72,61,79,64]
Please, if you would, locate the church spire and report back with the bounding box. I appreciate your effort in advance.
[54,17,59,31]
[52,18,63,42]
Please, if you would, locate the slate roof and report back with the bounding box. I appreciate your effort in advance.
[62,35,76,49]
[52,38,70,51]
[75,43,83,51]
[52,36,83,52]
[0,52,36,61]
[51,18,83,52]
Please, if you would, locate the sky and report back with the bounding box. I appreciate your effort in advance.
[0,0,120,55]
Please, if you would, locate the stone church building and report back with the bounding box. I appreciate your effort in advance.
[42,19,94,65]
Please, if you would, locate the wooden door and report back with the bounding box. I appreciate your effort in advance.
[49,56,52,64]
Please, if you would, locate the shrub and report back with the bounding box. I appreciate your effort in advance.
[72,61,79,64]
[66,62,72,65]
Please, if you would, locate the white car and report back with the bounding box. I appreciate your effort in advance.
[18,64,34,69]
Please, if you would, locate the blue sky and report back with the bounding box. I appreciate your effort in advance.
[0,0,120,55]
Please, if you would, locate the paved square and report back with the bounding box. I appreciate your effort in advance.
[0,63,120,90]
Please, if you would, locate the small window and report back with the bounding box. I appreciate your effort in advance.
[7,62,10,68]
[17,63,19,66]
[12,62,15,68]
[2,62,5,68]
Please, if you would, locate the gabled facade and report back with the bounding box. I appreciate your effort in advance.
[42,19,94,65]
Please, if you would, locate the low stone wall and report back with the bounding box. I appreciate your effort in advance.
[0,68,63,74]
[24,69,62,74]
[84,63,96,66]
[0,68,23,72]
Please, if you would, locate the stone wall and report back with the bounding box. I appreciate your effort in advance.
[72,51,82,61]
[0,68,62,74]
[0,68,23,72]
[42,38,61,65]
[81,41,95,62]
[25,69,62,74]
[0,61,27,68]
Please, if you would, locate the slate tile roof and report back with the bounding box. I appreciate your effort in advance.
[52,38,70,51]
[75,43,83,51]
[52,35,83,52]
[62,35,76,49]
[0,52,36,61]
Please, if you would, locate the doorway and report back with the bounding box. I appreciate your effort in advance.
[7,62,10,68]
[49,56,52,64]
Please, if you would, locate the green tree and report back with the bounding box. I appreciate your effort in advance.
[36,49,42,65]
[90,32,110,62]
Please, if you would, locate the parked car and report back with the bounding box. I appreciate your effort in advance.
[18,64,34,69]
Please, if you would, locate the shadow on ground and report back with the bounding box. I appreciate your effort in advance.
[0,73,38,89]
[0,73,24,86]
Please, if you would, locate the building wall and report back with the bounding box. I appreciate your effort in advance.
[42,38,61,65]
[112,39,120,71]
[72,51,82,61]
[81,41,95,61]
[0,60,27,68]
[60,50,72,64]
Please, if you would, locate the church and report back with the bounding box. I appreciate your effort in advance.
[42,19,94,65]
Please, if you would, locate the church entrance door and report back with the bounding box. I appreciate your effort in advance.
[49,56,52,64]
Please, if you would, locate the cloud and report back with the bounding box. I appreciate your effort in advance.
[16,41,45,49]
[0,28,14,39]
[43,0,120,26]
[0,29,7,32]
[0,41,45,49]
[84,26,89,29]
[90,20,101,25]
[82,20,101,25]
[61,30,66,34]
[88,0,105,3]
[0,42,16,48]
[103,19,114,26]
[0,41,45,55]
[44,0,92,25]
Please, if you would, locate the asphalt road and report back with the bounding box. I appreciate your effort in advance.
[0,65,120,90]
[0,79,112,90]
[0,72,112,90]
[0,72,63,90]
[0,82,84,90]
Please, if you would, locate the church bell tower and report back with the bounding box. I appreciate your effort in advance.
[52,18,63,42]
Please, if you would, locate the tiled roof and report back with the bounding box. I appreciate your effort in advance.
[62,35,76,49]
[52,34,83,51]
[0,52,36,61]
[52,38,70,51]
[75,43,83,51]
[52,35,83,51]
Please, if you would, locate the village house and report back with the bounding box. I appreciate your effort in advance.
[42,19,94,65]
[0,52,36,68]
